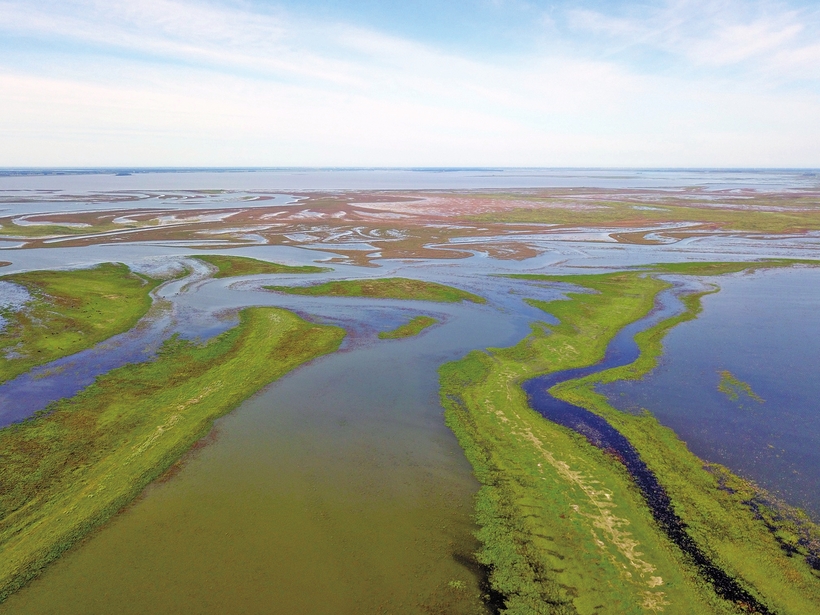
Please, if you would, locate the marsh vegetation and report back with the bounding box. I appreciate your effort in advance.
[266,277,486,303]
[0,307,344,601]
[441,265,820,614]
[378,315,439,339]
[0,263,159,384]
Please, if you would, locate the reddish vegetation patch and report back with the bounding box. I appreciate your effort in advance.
[4,188,820,265]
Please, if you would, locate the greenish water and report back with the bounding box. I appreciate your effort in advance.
[1,299,528,615]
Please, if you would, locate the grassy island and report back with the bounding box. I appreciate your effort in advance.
[265,277,485,303]
[378,315,439,339]
[193,254,330,277]
[0,307,345,602]
[0,263,160,384]
[441,264,820,614]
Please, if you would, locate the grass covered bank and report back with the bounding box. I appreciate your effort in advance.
[379,315,439,339]
[0,263,160,384]
[441,265,820,614]
[266,277,486,303]
[0,307,345,603]
[193,254,329,277]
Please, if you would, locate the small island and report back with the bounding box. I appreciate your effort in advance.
[193,254,330,278]
[265,277,485,303]
[378,315,439,339]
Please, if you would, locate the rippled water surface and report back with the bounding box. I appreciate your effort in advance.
[601,267,820,519]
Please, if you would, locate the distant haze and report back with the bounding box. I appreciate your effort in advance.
[2,0,820,167]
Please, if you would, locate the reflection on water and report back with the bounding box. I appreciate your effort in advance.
[601,267,820,519]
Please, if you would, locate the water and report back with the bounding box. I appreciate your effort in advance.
[2,169,820,611]
[1,167,819,195]
[0,267,564,614]
[601,266,820,519]
[522,285,772,614]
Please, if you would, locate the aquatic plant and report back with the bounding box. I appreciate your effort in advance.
[718,370,764,404]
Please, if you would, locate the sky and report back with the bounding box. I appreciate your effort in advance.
[1,0,820,167]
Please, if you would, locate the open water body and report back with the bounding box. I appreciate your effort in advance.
[0,258,567,615]
[601,266,820,519]
[1,167,819,195]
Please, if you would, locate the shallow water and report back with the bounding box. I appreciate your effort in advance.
[1,168,819,196]
[0,267,558,615]
[601,267,820,519]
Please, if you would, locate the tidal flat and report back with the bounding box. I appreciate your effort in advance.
[1,170,819,614]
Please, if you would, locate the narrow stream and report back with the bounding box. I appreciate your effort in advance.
[522,282,773,614]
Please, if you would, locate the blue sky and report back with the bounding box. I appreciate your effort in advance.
[1,0,819,166]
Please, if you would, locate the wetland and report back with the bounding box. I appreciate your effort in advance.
[0,169,819,614]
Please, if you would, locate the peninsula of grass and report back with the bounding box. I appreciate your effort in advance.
[378,315,439,339]
[441,265,820,614]
[265,277,486,303]
[0,307,344,603]
[193,254,330,278]
[0,263,160,384]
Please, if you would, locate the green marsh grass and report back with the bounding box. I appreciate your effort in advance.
[469,199,820,234]
[378,315,439,339]
[0,263,159,384]
[0,307,345,603]
[266,277,486,303]
[193,254,329,277]
[441,267,820,614]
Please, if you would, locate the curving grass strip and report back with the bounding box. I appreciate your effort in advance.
[441,266,820,614]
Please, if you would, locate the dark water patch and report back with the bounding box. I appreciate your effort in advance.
[451,551,506,614]
[522,285,774,614]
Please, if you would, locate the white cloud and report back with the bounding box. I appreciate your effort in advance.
[566,0,820,78]
[0,0,818,166]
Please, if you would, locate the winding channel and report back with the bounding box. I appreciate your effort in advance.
[522,282,774,615]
